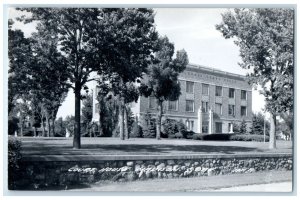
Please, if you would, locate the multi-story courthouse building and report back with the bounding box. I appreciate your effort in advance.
[92,63,252,134]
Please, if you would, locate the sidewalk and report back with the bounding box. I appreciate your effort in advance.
[68,170,292,192]
[214,181,292,192]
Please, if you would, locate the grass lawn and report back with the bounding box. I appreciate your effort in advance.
[19,137,292,156]
[67,170,292,192]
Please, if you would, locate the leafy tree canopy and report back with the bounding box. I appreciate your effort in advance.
[216,8,294,114]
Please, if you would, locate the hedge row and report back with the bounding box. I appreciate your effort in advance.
[192,133,270,142]
[230,134,270,142]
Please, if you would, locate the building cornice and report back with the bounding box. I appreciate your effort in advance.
[187,63,247,80]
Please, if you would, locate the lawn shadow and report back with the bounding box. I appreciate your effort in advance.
[21,142,262,155]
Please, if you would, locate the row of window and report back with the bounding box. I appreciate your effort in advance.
[149,97,247,116]
[186,81,247,100]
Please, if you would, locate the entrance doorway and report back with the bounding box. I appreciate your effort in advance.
[215,122,222,133]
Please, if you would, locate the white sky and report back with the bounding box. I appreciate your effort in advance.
[8,8,266,118]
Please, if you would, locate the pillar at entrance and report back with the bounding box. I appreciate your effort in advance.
[229,123,234,133]
[197,106,202,133]
[208,109,213,134]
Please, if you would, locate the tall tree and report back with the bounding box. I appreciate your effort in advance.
[8,20,33,114]
[9,17,69,137]
[216,8,294,149]
[97,8,158,140]
[140,36,189,139]
[18,8,158,148]
[251,112,270,136]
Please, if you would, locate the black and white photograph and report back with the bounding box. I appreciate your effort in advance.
[3,0,296,196]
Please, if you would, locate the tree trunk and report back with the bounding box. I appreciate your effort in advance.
[98,97,104,136]
[269,113,277,149]
[51,117,55,137]
[20,117,24,137]
[124,106,129,139]
[33,127,37,137]
[41,112,46,137]
[73,81,81,149]
[156,101,163,140]
[119,97,125,140]
[88,122,91,137]
[46,115,50,137]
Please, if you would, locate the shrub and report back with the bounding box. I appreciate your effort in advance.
[162,119,178,136]
[230,134,270,142]
[142,118,156,138]
[192,133,270,142]
[192,133,203,140]
[204,134,232,140]
[162,119,187,138]
[130,122,143,138]
[160,131,168,138]
[239,120,248,134]
[175,132,183,139]
[168,134,176,139]
[140,112,157,138]
[233,123,240,133]
[192,133,231,141]
[8,137,22,189]
[184,130,195,139]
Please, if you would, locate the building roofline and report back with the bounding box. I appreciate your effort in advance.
[187,63,246,79]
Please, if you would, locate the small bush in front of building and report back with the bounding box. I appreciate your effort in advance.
[162,119,178,136]
[162,119,187,138]
[160,131,168,138]
[141,112,156,138]
[229,134,269,142]
[192,133,232,141]
[239,120,248,134]
[130,121,143,138]
[192,133,203,140]
[175,132,183,139]
[233,123,240,133]
[203,134,232,141]
[168,134,176,139]
[184,131,195,139]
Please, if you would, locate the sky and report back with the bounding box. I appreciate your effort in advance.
[8,8,266,118]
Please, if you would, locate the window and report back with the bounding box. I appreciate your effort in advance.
[201,101,208,113]
[149,96,156,109]
[228,104,235,116]
[241,90,247,100]
[241,106,247,116]
[215,86,222,96]
[202,84,209,95]
[168,100,178,111]
[229,88,235,98]
[186,100,194,112]
[215,103,222,115]
[186,120,194,131]
[186,81,194,94]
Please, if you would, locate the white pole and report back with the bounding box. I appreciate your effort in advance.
[263,116,266,143]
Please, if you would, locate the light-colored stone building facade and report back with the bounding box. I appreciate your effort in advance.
[131,63,252,134]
